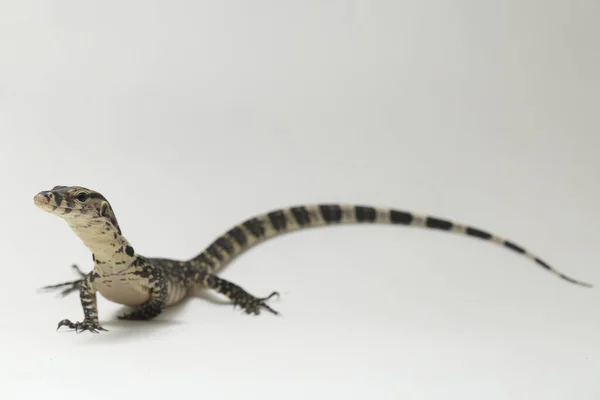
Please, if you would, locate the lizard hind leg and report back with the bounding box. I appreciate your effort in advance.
[202,274,280,316]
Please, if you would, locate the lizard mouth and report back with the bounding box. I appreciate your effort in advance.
[33,193,79,215]
[33,193,51,209]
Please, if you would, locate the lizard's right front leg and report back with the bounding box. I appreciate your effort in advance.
[57,275,107,333]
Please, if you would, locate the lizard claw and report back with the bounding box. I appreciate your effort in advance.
[259,291,280,301]
[236,291,281,316]
[57,318,108,333]
[71,264,87,277]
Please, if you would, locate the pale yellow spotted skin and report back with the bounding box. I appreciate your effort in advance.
[95,276,150,306]
[34,187,592,333]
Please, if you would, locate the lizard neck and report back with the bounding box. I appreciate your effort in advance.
[66,218,136,275]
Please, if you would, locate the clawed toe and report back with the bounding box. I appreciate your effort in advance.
[235,291,281,316]
[71,264,87,277]
[259,291,280,301]
[40,279,83,297]
[56,319,107,333]
[262,303,280,315]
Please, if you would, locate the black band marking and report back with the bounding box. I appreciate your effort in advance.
[54,193,63,207]
[390,210,413,224]
[355,206,376,222]
[227,226,248,247]
[290,207,311,226]
[215,236,235,256]
[505,241,526,253]
[206,245,224,262]
[426,217,453,230]
[535,258,551,270]
[268,210,287,231]
[319,205,342,223]
[466,227,492,240]
[243,218,266,238]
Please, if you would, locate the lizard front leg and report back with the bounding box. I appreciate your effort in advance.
[202,274,280,315]
[118,266,168,321]
[56,274,107,333]
[40,264,88,297]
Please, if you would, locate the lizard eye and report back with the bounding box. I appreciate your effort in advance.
[76,192,89,202]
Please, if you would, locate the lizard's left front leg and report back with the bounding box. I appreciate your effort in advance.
[118,267,168,321]
[56,275,107,333]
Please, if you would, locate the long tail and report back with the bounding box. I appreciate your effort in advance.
[188,204,592,287]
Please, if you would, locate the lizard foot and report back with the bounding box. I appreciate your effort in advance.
[117,305,162,321]
[56,319,108,333]
[234,291,280,316]
[117,312,150,321]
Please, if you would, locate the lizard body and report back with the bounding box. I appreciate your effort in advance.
[34,186,592,333]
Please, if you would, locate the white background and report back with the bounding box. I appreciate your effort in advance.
[0,1,598,399]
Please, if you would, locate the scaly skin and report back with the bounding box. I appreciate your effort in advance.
[34,186,592,333]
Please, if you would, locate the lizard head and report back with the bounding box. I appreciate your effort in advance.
[34,186,122,234]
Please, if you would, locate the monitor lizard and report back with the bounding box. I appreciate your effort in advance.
[34,185,592,333]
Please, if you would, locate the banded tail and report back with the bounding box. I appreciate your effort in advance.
[189,204,592,288]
